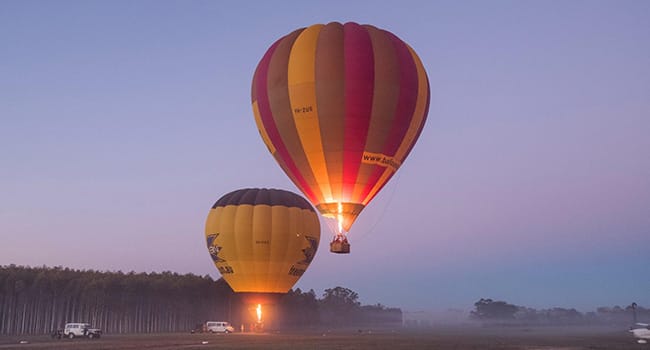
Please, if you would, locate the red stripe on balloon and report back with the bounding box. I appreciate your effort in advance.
[342,23,374,202]
[254,33,318,203]
[383,32,419,155]
[358,31,420,202]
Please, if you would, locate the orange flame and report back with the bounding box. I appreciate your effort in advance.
[337,202,343,234]
[256,303,262,323]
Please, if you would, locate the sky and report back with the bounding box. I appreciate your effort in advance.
[1,0,649,313]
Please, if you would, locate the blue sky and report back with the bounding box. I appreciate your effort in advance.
[1,0,649,312]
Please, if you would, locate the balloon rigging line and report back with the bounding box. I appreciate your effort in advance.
[355,171,402,242]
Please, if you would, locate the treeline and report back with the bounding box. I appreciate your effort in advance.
[0,265,230,335]
[471,298,648,326]
[0,265,401,335]
[281,286,402,328]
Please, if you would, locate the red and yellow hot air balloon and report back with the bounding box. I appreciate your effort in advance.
[251,22,430,253]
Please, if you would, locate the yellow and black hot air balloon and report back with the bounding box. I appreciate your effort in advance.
[251,22,430,253]
[205,188,320,294]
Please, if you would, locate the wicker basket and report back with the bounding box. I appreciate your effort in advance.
[330,240,351,254]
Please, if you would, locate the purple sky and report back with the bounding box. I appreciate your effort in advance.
[1,0,649,312]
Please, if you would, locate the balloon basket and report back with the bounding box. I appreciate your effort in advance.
[330,239,350,254]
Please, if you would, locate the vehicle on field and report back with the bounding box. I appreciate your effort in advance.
[63,323,102,339]
[205,321,234,333]
[630,323,650,344]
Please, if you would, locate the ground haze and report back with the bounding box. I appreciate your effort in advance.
[0,325,636,350]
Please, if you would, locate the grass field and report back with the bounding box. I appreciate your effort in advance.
[0,325,640,350]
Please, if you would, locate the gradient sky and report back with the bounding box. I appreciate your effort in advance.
[2,0,649,313]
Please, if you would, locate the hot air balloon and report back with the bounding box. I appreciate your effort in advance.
[205,188,320,294]
[251,22,430,253]
[205,188,320,331]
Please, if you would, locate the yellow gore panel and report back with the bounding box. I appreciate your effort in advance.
[288,24,333,201]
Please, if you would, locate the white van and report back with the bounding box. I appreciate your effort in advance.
[63,323,102,339]
[205,321,234,333]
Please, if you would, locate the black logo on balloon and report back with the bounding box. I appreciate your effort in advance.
[288,236,319,276]
[298,236,318,265]
[206,233,226,263]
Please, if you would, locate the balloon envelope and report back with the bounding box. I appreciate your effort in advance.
[251,22,430,234]
[205,188,320,293]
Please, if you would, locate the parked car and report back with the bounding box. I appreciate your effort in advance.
[63,323,102,339]
[205,321,234,333]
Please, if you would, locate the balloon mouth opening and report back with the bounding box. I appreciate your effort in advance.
[316,202,362,254]
[236,292,284,305]
[316,202,365,234]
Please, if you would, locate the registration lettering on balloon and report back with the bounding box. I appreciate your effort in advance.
[293,106,313,114]
[288,266,305,277]
[218,265,234,274]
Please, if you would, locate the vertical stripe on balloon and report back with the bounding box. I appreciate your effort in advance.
[350,25,401,202]
[342,22,374,203]
[362,42,429,205]
[315,23,346,204]
[357,30,419,203]
[252,29,319,203]
[288,24,333,202]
